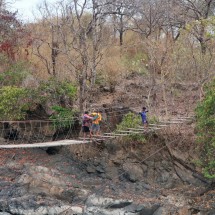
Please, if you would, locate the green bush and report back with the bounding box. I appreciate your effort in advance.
[0,86,31,120]
[116,112,146,143]
[117,112,142,130]
[36,78,77,105]
[196,79,215,179]
[49,105,77,129]
[148,115,159,124]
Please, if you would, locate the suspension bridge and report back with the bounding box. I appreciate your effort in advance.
[0,109,194,149]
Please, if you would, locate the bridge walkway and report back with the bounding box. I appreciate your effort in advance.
[0,116,194,149]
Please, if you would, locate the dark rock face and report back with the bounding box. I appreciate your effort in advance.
[122,162,144,182]
[0,122,214,215]
[0,159,214,215]
[46,146,62,155]
[0,164,164,215]
[0,195,72,215]
[0,164,86,215]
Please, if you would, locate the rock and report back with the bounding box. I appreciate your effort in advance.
[0,195,72,215]
[208,210,215,215]
[46,147,61,155]
[174,162,204,186]
[70,206,83,214]
[0,184,29,199]
[153,205,180,215]
[129,203,160,215]
[110,150,125,165]
[135,182,151,192]
[14,165,89,203]
[85,195,160,215]
[101,86,112,92]
[86,194,132,208]
[156,170,170,183]
[123,163,143,182]
[86,165,96,174]
[177,207,191,215]
[140,204,160,215]
[96,165,105,173]
[0,213,12,215]
[72,188,89,203]
[105,166,118,180]
[153,207,164,215]
[165,194,187,208]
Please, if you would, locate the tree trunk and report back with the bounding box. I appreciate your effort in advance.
[119,14,123,46]
[79,75,87,113]
[91,1,97,86]
[78,27,88,113]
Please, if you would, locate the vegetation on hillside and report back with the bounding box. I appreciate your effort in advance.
[0,0,214,113]
[0,1,214,172]
[116,112,146,143]
[196,79,215,179]
[0,86,31,120]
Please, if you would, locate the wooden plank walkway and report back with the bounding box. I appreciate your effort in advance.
[0,116,194,149]
[0,139,91,149]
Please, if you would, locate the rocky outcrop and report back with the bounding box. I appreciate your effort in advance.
[0,164,86,215]
[0,195,73,215]
[122,162,145,182]
[0,159,214,215]
[84,195,160,215]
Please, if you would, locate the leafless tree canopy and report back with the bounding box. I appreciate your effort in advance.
[29,0,215,111]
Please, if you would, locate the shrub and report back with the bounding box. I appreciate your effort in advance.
[49,105,77,129]
[0,86,30,120]
[148,115,159,124]
[117,112,142,130]
[196,79,215,179]
[35,78,77,105]
[116,112,146,143]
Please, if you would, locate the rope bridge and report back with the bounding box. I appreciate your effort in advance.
[0,108,194,149]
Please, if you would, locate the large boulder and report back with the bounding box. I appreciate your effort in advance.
[122,162,144,182]
[16,165,89,202]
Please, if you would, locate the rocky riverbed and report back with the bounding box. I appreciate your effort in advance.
[0,131,214,215]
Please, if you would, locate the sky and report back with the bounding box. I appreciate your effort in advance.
[12,0,55,22]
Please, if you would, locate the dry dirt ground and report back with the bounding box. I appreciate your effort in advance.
[90,71,199,117]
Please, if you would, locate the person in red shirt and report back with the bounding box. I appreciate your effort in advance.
[82,111,93,140]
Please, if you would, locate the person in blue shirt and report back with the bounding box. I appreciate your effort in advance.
[139,107,148,128]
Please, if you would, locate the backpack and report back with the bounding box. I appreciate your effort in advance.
[93,113,102,121]
[93,114,99,121]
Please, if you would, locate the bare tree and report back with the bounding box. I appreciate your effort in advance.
[34,0,106,112]
[131,0,165,38]
[31,1,61,77]
[0,0,25,61]
[176,0,215,54]
[100,0,137,46]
